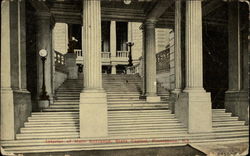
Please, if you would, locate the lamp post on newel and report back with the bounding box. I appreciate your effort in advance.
[126,41,134,66]
[38,49,50,110]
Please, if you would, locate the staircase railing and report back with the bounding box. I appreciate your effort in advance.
[156,46,170,74]
[126,56,143,76]
[54,51,67,73]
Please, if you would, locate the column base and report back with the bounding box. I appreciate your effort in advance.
[1,88,15,140]
[146,95,161,102]
[79,89,108,138]
[111,65,116,74]
[169,89,182,114]
[175,90,212,133]
[67,66,78,79]
[225,90,249,125]
[38,100,50,109]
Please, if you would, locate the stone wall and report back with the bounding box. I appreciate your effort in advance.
[14,91,32,134]
[53,23,68,54]
[131,22,143,61]
[54,71,68,90]
[155,28,170,53]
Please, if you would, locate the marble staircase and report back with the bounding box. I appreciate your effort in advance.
[1,74,248,154]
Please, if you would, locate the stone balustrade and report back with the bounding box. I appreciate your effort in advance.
[156,46,170,74]
[73,49,130,64]
[54,51,67,73]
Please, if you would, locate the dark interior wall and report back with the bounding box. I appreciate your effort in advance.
[116,22,128,51]
[71,24,82,49]
[26,1,38,111]
[203,24,229,109]
[101,21,110,52]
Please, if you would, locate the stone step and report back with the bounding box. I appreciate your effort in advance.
[20,127,79,133]
[108,122,183,128]
[212,109,226,112]
[212,117,239,122]
[109,116,176,120]
[16,133,79,140]
[108,114,175,118]
[108,109,171,114]
[49,105,79,108]
[212,121,245,127]
[109,130,186,136]
[107,98,141,101]
[43,108,79,112]
[24,123,79,127]
[108,107,168,110]
[32,112,79,115]
[28,118,79,122]
[213,126,249,132]
[107,101,166,104]
[25,120,79,124]
[212,113,232,117]
[53,101,79,104]
[56,97,80,99]
[108,118,180,124]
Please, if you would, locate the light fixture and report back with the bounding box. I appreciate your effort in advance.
[38,49,50,110]
[124,0,132,5]
[39,49,48,57]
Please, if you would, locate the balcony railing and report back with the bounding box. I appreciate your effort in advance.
[116,51,129,57]
[101,52,111,58]
[74,49,83,57]
[74,49,129,64]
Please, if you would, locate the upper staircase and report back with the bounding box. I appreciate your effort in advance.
[1,74,248,154]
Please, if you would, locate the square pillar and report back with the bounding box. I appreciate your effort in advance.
[65,53,78,79]
[175,0,212,133]
[170,0,183,113]
[225,2,249,125]
[80,0,108,138]
[144,19,160,102]
[1,0,31,140]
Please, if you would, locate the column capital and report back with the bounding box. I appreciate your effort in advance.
[35,11,51,20]
[144,18,157,28]
[36,11,55,29]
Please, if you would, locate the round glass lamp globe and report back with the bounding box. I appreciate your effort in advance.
[124,0,131,5]
[39,49,48,57]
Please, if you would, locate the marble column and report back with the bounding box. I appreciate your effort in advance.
[36,12,54,105]
[1,0,31,140]
[144,19,161,102]
[174,0,182,92]
[225,1,241,115]
[80,0,108,137]
[225,1,249,125]
[110,20,117,73]
[175,0,212,133]
[140,26,147,97]
[170,0,183,113]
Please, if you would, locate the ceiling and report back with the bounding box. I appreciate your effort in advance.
[31,0,229,29]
